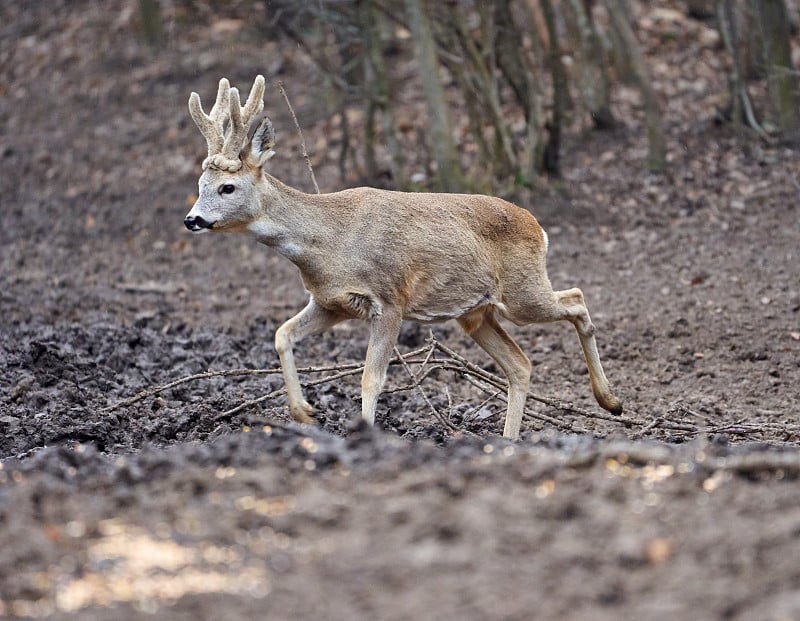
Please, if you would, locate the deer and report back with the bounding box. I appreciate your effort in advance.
[184,75,622,440]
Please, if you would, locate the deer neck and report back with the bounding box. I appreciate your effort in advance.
[247,173,335,263]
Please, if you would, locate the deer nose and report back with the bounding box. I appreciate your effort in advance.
[184,215,212,231]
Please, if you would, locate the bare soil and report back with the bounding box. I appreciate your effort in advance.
[1,1,800,619]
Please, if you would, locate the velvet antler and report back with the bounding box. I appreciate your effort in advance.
[188,75,265,172]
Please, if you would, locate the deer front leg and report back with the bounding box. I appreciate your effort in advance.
[275,298,345,424]
[361,308,403,425]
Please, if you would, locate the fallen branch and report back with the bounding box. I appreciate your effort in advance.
[214,366,359,421]
[394,345,458,432]
[430,336,637,431]
[103,346,431,414]
[632,415,665,439]
[103,333,800,442]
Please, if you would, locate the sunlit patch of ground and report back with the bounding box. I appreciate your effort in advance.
[3,518,270,618]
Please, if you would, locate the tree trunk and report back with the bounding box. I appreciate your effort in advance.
[404,0,464,192]
[494,0,532,120]
[566,0,616,129]
[754,0,800,139]
[540,0,567,175]
[138,0,164,47]
[359,0,406,186]
[605,0,667,171]
[449,3,516,178]
[520,1,549,180]
[686,0,716,19]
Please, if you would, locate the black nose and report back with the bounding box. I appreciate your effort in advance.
[184,215,212,231]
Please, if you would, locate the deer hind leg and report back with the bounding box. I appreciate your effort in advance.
[550,288,622,415]
[361,308,403,425]
[275,298,346,424]
[458,307,532,441]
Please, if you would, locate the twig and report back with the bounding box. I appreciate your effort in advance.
[462,389,503,422]
[431,336,621,427]
[382,364,444,394]
[716,0,771,142]
[394,345,458,432]
[444,385,453,420]
[455,367,575,432]
[277,81,320,194]
[632,415,665,439]
[216,365,372,420]
[420,337,437,368]
[431,338,508,389]
[104,346,431,414]
[215,346,431,421]
[102,367,283,413]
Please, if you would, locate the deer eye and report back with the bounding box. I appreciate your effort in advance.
[219,184,236,195]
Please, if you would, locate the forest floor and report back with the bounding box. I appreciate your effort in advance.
[1,1,800,619]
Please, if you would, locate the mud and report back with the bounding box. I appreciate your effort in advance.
[1,1,800,619]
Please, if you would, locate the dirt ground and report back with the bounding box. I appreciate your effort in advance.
[2,1,800,619]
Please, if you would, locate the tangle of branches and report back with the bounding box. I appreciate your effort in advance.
[103,334,800,444]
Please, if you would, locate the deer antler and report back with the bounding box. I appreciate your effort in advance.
[188,77,231,161]
[223,77,265,160]
[188,75,265,172]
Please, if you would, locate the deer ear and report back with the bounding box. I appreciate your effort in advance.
[246,117,276,167]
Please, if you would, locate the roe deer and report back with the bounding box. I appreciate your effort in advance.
[184,76,622,440]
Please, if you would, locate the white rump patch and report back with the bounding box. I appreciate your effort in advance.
[543,229,549,253]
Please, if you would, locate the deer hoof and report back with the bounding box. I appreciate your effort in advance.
[600,394,623,416]
[290,401,316,425]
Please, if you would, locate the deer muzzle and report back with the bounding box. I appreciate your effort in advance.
[184,215,214,232]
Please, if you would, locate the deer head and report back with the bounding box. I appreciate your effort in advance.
[184,75,276,233]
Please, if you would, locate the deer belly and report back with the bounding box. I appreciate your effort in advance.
[403,288,499,323]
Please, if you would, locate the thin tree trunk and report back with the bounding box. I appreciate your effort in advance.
[754,0,800,138]
[359,0,406,185]
[605,3,636,83]
[686,0,716,19]
[435,18,501,183]
[494,0,532,120]
[138,0,164,47]
[449,4,516,177]
[717,0,769,139]
[605,0,667,171]
[540,0,567,175]
[566,0,615,129]
[367,7,406,187]
[494,0,547,184]
[404,0,464,191]
[520,0,548,181]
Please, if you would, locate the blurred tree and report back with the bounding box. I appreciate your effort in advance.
[443,2,516,178]
[715,0,799,142]
[564,0,615,129]
[754,0,800,139]
[540,0,567,175]
[716,0,765,138]
[605,0,667,171]
[359,0,401,184]
[138,0,164,47]
[257,0,689,188]
[686,0,716,19]
[404,0,464,191]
